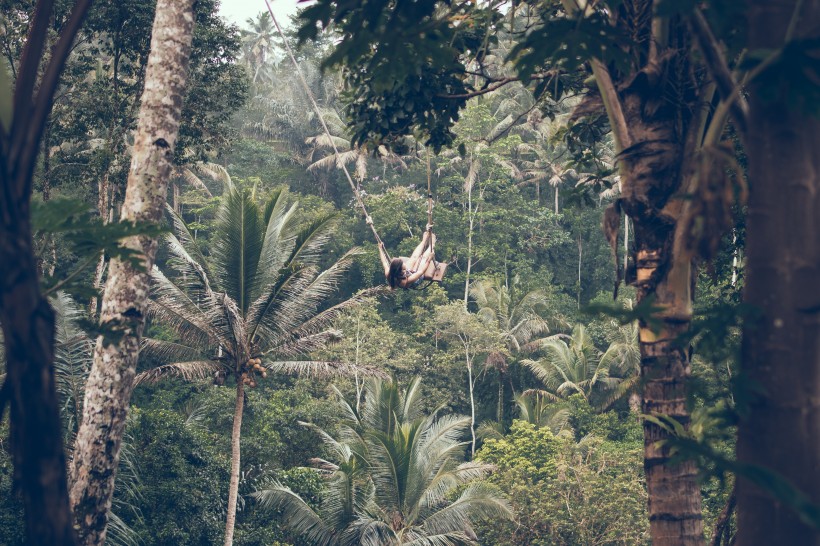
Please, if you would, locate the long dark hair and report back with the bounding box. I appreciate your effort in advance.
[387,258,404,289]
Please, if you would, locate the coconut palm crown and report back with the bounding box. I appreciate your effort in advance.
[254,377,514,546]
[138,181,381,546]
[469,277,564,422]
[139,183,378,385]
[522,323,638,409]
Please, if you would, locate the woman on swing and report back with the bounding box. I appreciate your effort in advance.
[373,221,436,290]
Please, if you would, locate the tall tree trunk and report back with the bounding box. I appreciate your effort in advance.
[730,230,739,287]
[0,1,92,543]
[172,180,180,213]
[466,351,476,456]
[617,41,705,546]
[497,370,504,422]
[577,232,582,309]
[224,380,246,546]
[624,139,705,546]
[69,2,196,544]
[0,226,76,545]
[464,182,474,307]
[710,482,736,546]
[736,2,820,544]
[41,120,57,278]
[624,214,630,273]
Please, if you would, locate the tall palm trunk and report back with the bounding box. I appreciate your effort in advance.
[69,2,196,544]
[224,380,246,546]
[736,2,820,543]
[617,44,704,545]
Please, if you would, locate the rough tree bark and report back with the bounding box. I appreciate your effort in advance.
[736,1,820,544]
[0,1,91,544]
[620,112,706,546]
[68,1,196,544]
[594,5,706,544]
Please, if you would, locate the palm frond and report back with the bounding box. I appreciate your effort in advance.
[247,212,341,337]
[106,510,141,546]
[51,292,92,429]
[250,247,362,348]
[306,133,352,151]
[289,212,341,267]
[147,268,225,347]
[519,388,562,403]
[195,162,233,192]
[211,186,265,313]
[266,360,387,380]
[421,482,513,535]
[140,338,203,362]
[465,157,481,193]
[476,421,505,441]
[254,190,298,297]
[164,205,212,285]
[183,399,215,432]
[252,483,334,546]
[266,286,385,356]
[402,531,474,546]
[134,360,220,386]
[178,166,214,198]
[487,114,515,141]
[596,374,641,412]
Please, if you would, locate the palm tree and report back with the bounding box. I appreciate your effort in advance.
[240,12,276,87]
[51,292,93,435]
[522,325,622,404]
[518,142,578,214]
[596,318,641,411]
[253,378,513,545]
[514,391,571,436]
[469,277,562,422]
[306,109,409,183]
[137,181,380,546]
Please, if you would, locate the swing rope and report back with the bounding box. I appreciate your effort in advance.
[426,147,435,257]
[263,0,389,255]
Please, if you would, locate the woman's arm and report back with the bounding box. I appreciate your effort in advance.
[404,248,434,284]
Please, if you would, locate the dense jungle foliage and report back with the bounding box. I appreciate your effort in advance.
[3,0,815,545]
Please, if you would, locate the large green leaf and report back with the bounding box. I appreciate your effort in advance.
[212,186,264,313]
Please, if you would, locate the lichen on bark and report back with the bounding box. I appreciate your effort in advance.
[68,1,196,545]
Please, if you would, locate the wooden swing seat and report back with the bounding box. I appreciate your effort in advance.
[422,259,447,282]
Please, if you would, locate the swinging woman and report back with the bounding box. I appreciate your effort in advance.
[374,221,437,290]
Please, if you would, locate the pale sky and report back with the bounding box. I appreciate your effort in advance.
[218,0,303,30]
